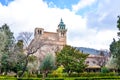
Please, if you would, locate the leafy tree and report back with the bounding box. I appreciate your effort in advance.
[39,53,55,79]
[0,24,15,75]
[11,40,26,74]
[0,24,25,75]
[110,39,120,69]
[56,45,88,75]
[1,40,26,75]
[110,16,120,70]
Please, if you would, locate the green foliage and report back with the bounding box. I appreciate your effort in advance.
[0,24,15,74]
[12,52,26,73]
[1,51,26,74]
[0,24,14,51]
[56,45,88,74]
[0,72,118,80]
[110,16,120,69]
[0,24,27,75]
[0,31,6,53]
[0,29,7,68]
[40,53,55,79]
[117,16,120,31]
[28,55,37,62]
[55,65,64,73]
[105,56,117,69]
[1,76,120,80]
[52,65,65,77]
[27,55,38,76]
[101,67,109,73]
[17,71,28,77]
[37,74,42,78]
[28,73,37,77]
[40,53,55,72]
[16,40,24,52]
[51,72,116,77]
[1,53,9,74]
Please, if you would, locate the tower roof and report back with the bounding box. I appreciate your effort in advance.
[58,18,66,29]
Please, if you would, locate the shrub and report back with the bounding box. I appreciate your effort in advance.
[17,71,28,77]
[37,74,42,78]
[47,74,53,77]
[101,67,109,73]
[69,72,116,77]
[62,73,68,77]
[69,73,79,77]
[28,73,37,77]
[52,65,64,77]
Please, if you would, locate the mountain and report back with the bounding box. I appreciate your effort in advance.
[76,47,105,55]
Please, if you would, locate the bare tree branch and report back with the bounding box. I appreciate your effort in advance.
[17,32,33,48]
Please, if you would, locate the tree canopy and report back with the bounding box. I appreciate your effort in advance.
[56,45,88,74]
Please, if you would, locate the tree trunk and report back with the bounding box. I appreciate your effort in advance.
[19,54,29,77]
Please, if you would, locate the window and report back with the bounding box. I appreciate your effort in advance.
[92,61,96,64]
[61,33,64,36]
[38,30,42,34]
[39,30,42,34]
[62,33,64,36]
[86,61,89,64]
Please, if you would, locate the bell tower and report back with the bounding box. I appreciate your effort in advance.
[57,18,67,44]
[34,28,44,38]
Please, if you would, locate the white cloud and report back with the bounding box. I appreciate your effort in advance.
[68,29,117,49]
[72,0,96,12]
[0,0,119,50]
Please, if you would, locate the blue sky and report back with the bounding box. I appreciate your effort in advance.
[0,0,120,50]
[0,0,13,5]
[44,0,79,9]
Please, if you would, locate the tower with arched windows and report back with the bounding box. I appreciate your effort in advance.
[34,19,67,47]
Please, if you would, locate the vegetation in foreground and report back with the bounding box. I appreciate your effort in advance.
[1,72,120,80]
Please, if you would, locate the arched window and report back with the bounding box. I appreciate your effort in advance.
[61,33,64,36]
[38,30,42,34]
[39,30,42,34]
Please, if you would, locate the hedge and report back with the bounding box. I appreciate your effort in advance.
[17,76,120,80]
[1,76,120,80]
[46,72,116,77]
